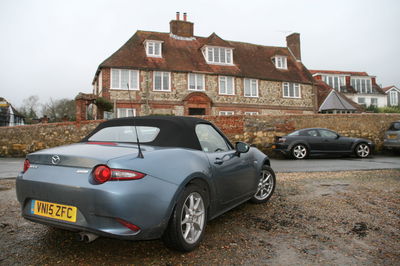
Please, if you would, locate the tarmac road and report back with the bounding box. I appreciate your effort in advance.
[1,155,399,179]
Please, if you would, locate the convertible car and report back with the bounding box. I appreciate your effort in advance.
[272,128,374,159]
[16,116,275,251]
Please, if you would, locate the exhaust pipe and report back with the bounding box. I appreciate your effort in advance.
[77,232,99,243]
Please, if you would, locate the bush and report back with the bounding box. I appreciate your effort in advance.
[94,97,113,112]
[365,105,400,113]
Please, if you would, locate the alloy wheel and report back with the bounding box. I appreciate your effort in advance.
[180,192,205,244]
[293,145,307,159]
[356,144,370,158]
[254,169,274,201]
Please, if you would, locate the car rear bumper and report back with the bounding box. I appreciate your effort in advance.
[16,165,179,240]
[383,140,400,149]
[271,143,290,155]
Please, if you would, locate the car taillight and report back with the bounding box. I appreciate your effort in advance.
[23,159,30,173]
[93,165,146,184]
[93,165,111,183]
[110,169,146,180]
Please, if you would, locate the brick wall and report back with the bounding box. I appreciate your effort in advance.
[1,114,399,157]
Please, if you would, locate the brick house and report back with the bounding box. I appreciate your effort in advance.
[311,70,387,108]
[91,13,316,118]
[382,86,400,107]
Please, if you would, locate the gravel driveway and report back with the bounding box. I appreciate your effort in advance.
[1,170,399,265]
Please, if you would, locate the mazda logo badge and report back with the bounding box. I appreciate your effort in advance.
[51,155,61,165]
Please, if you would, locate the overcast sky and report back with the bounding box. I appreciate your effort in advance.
[0,0,399,107]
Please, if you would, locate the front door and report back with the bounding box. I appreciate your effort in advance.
[195,124,257,206]
[189,108,206,115]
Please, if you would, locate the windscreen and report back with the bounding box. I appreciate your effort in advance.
[88,126,160,143]
[287,130,300,136]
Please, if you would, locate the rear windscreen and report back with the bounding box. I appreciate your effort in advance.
[88,126,160,143]
[388,122,400,131]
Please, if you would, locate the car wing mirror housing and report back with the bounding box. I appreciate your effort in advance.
[235,141,250,156]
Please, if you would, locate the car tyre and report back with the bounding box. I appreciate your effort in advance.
[291,144,308,159]
[355,143,370,158]
[250,165,276,204]
[162,184,207,252]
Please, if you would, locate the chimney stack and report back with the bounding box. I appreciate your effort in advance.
[170,12,194,38]
[286,33,301,61]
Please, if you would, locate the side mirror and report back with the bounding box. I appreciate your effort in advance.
[336,134,341,139]
[235,142,250,155]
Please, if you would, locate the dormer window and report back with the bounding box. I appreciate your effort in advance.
[272,56,287,69]
[145,40,163,57]
[203,46,233,65]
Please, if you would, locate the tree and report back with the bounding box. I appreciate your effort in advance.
[18,95,41,124]
[42,98,76,122]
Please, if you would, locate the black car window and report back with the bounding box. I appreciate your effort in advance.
[305,129,319,137]
[389,122,400,131]
[319,129,338,138]
[288,131,300,136]
[195,124,231,153]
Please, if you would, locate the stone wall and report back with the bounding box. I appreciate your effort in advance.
[1,114,399,157]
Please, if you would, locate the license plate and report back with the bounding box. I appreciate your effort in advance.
[31,200,77,222]
[388,134,397,139]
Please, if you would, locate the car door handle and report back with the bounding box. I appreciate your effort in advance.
[214,158,224,165]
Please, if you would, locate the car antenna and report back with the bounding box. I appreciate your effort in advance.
[126,82,144,158]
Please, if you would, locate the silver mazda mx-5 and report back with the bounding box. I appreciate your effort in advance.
[16,116,276,251]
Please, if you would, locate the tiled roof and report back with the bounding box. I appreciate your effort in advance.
[310,70,369,76]
[382,85,398,93]
[96,31,314,84]
[315,80,363,112]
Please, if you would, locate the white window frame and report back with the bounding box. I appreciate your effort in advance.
[204,46,233,65]
[370,98,378,107]
[145,40,163,57]
[111,69,140,90]
[117,108,136,118]
[219,111,234,116]
[153,71,171,91]
[389,90,398,106]
[282,82,301,98]
[244,78,259,97]
[219,76,235,95]
[273,56,287,70]
[351,77,372,93]
[244,111,259,115]
[188,73,205,91]
[321,75,346,91]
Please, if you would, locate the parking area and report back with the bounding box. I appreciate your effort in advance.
[1,155,400,179]
[0,169,399,265]
[271,155,400,173]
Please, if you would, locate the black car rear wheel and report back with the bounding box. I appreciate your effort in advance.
[355,143,370,158]
[292,144,308,159]
[162,184,207,252]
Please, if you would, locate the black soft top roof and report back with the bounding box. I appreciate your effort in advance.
[81,116,229,150]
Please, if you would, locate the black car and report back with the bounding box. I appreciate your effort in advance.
[272,128,374,159]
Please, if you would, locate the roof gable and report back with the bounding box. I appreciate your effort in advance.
[382,86,400,93]
[316,80,362,112]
